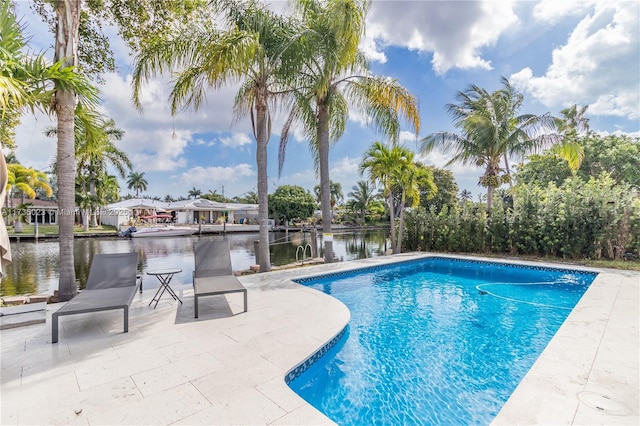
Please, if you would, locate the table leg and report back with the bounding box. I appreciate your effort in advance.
[149,273,183,308]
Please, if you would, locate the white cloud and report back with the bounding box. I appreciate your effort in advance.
[220,132,252,148]
[511,1,639,120]
[13,112,57,172]
[364,0,518,74]
[178,164,255,188]
[533,0,597,23]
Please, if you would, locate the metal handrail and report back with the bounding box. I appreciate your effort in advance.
[295,243,312,264]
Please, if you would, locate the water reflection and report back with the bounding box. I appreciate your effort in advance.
[1,228,389,296]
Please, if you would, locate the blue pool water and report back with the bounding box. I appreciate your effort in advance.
[289,257,597,425]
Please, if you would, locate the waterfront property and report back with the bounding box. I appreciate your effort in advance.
[105,198,259,228]
[0,254,637,424]
[2,198,59,225]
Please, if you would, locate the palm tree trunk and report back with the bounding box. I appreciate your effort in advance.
[54,0,81,302]
[487,186,494,212]
[395,192,406,254]
[317,105,333,263]
[503,156,514,194]
[89,178,98,227]
[388,190,397,252]
[255,96,271,272]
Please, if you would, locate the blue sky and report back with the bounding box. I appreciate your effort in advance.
[13,0,640,202]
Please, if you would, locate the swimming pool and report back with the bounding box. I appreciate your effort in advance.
[288,257,597,425]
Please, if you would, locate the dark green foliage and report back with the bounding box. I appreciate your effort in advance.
[420,165,459,214]
[579,134,640,187]
[404,173,640,260]
[516,134,640,188]
[268,185,316,223]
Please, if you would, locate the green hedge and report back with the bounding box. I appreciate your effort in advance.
[403,174,640,260]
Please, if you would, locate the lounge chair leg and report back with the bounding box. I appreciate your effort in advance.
[124,307,128,333]
[243,291,247,313]
[52,313,59,344]
[195,295,199,318]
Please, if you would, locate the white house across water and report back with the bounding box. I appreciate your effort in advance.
[104,198,259,229]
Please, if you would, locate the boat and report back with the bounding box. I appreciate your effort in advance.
[119,226,197,238]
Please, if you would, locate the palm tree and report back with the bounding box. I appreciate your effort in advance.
[420,77,558,211]
[6,163,53,203]
[279,0,420,263]
[97,174,120,204]
[188,187,202,199]
[360,141,413,253]
[3,2,97,299]
[46,107,131,228]
[127,172,148,197]
[314,180,343,220]
[347,180,376,225]
[132,0,304,273]
[393,159,438,253]
[553,104,589,171]
[51,1,101,302]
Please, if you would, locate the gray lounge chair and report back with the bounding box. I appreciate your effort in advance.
[52,253,141,343]
[193,240,247,318]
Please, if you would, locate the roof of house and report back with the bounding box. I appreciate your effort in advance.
[6,198,59,208]
[106,198,258,212]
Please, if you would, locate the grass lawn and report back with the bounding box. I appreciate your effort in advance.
[8,224,118,236]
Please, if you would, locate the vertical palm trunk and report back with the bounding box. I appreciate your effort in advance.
[55,0,80,302]
[317,105,333,263]
[89,177,98,227]
[255,96,271,272]
[503,156,514,194]
[395,191,406,254]
[387,190,397,253]
[487,186,494,212]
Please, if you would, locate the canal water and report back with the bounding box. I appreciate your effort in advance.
[1,229,390,296]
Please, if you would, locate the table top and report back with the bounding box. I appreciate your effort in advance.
[146,268,182,276]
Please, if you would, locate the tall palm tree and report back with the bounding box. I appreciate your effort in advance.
[51,0,101,301]
[360,141,413,253]
[394,157,434,253]
[46,106,131,228]
[127,172,148,197]
[347,180,376,225]
[279,0,420,262]
[2,2,98,300]
[420,77,558,211]
[132,0,304,272]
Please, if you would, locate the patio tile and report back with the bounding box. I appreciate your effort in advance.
[173,388,286,425]
[269,403,337,425]
[257,376,308,413]
[131,351,225,397]
[74,348,170,390]
[87,382,209,425]
[158,330,237,362]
